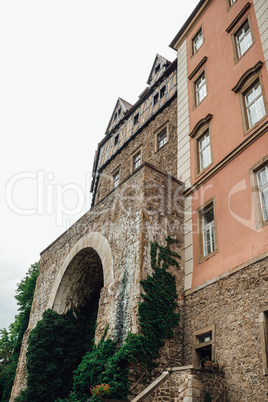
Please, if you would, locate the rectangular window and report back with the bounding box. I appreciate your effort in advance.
[198,131,211,172]
[160,85,166,99]
[153,93,159,105]
[193,29,203,54]
[249,157,268,230]
[245,80,265,128]
[134,113,139,125]
[193,325,215,368]
[157,128,167,149]
[235,19,253,58]
[155,64,160,74]
[201,205,215,257]
[257,164,268,221]
[114,134,119,146]
[133,151,141,170]
[113,171,119,188]
[195,72,207,106]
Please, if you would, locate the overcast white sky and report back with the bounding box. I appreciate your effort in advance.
[0,0,199,330]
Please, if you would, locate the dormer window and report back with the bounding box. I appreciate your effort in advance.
[114,108,121,122]
[155,64,160,74]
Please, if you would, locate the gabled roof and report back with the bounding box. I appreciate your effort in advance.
[147,54,170,86]
[105,97,132,135]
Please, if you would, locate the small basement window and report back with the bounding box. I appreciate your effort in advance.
[193,325,215,368]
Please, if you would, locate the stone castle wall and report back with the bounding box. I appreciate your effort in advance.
[183,256,268,401]
[11,163,185,401]
[94,97,178,206]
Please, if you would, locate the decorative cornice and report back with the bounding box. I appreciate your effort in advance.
[226,2,251,33]
[188,56,208,80]
[232,60,263,93]
[189,113,213,138]
[184,119,268,196]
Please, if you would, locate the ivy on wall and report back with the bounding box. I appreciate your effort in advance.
[17,237,180,402]
[15,297,99,402]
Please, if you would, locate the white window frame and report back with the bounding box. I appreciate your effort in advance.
[198,131,211,172]
[193,29,203,54]
[113,170,120,189]
[245,80,265,128]
[257,164,268,221]
[201,206,215,257]
[157,128,167,150]
[195,72,207,106]
[133,151,141,171]
[235,19,253,59]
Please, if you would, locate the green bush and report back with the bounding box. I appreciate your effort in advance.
[16,297,99,402]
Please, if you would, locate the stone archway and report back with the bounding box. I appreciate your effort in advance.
[48,232,114,313]
[52,247,104,314]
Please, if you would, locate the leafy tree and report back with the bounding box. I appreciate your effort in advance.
[0,262,39,401]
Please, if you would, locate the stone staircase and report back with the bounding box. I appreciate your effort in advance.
[130,365,225,402]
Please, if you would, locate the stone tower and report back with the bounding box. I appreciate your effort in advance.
[11,55,185,400]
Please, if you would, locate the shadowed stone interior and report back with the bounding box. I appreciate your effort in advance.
[52,247,104,314]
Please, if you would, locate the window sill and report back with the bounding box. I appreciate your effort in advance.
[197,248,218,264]
[234,42,255,65]
[195,161,213,180]
[243,115,267,136]
[193,95,207,111]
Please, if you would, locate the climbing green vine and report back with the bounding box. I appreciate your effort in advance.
[17,237,180,402]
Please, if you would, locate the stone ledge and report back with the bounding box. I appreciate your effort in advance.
[166,365,193,372]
